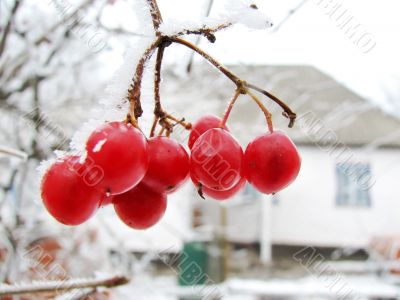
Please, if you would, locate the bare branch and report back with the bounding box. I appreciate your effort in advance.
[0,0,22,57]
[34,0,97,46]
[0,0,97,84]
[271,0,308,33]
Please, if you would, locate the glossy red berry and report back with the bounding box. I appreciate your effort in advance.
[243,131,301,194]
[190,128,243,191]
[141,137,189,194]
[86,121,148,195]
[113,184,167,230]
[41,156,102,225]
[188,115,229,149]
[203,177,246,201]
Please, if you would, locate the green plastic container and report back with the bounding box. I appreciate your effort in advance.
[178,241,209,286]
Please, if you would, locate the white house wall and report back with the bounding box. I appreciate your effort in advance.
[269,146,400,248]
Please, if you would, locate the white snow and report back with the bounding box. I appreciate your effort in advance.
[159,0,273,37]
[221,0,273,30]
[92,138,107,152]
[37,158,57,178]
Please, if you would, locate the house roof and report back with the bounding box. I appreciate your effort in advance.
[163,64,400,149]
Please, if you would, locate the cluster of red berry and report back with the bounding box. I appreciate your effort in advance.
[189,115,301,199]
[41,114,300,230]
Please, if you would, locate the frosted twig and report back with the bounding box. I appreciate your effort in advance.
[0,275,129,297]
[173,22,232,43]
[146,0,163,32]
[128,39,161,121]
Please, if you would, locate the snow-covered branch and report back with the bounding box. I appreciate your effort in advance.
[0,275,129,297]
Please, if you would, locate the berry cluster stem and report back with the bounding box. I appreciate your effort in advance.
[220,89,242,128]
[246,89,274,133]
[128,39,160,123]
[150,41,191,137]
[129,0,297,133]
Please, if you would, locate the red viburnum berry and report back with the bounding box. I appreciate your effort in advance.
[141,137,189,194]
[243,131,301,194]
[85,121,148,195]
[188,115,229,149]
[41,156,102,225]
[190,128,243,191]
[113,184,167,230]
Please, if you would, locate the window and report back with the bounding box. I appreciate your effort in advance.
[335,162,372,207]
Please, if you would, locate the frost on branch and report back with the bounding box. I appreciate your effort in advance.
[69,38,154,155]
[159,0,273,37]
[225,0,273,29]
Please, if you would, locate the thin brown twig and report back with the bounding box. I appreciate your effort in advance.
[165,115,191,129]
[151,42,191,136]
[169,37,296,127]
[246,89,273,133]
[220,89,242,127]
[158,126,165,136]
[175,23,232,44]
[154,45,165,117]
[176,23,231,38]
[153,44,173,135]
[170,37,240,86]
[128,38,162,122]
[146,0,163,32]
[150,116,159,137]
[246,83,296,127]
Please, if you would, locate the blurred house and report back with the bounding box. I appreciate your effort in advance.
[162,64,400,253]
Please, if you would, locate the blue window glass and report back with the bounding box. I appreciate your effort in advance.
[335,162,372,207]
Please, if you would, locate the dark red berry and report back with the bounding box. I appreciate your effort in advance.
[113,184,167,230]
[188,115,229,149]
[41,156,102,225]
[190,128,243,191]
[141,137,189,194]
[86,121,148,195]
[243,131,301,194]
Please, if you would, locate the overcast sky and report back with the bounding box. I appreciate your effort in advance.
[152,0,400,113]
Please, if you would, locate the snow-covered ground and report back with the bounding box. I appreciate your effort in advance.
[112,273,400,299]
